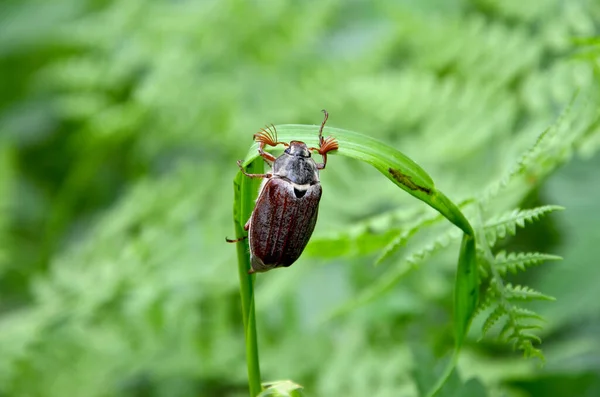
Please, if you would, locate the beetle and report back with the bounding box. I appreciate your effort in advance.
[228,110,339,274]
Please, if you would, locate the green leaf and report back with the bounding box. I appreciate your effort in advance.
[241,124,474,237]
[374,212,443,265]
[424,234,479,397]
[504,284,556,302]
[509,307,544,321]
[239,123,477,397]
[412,345,488,397]
[326,221,462,320]
[485,205,565,246]
[494,251,562,276]
[481,305,506,337]
[232,160,264,397]
[454,234,479,348]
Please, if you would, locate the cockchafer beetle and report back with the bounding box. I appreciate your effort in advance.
[228,110,339,274]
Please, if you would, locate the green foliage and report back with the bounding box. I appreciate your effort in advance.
[236,126,478,395]
[484,206,565,247]
[233,160,264,397]
[493,251,562,277]
[1,0,600,396]
[475,203,563,360]
[0,142,13,275]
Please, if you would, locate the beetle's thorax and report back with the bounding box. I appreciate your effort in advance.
[272,141,320,186]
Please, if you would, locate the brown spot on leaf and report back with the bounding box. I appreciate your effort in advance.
[388,168,432,194]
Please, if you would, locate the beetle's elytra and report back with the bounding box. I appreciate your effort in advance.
[228,110,339,274]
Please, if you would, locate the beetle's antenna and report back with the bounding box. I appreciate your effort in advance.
[253,124,288,147]
[254,126,276,146]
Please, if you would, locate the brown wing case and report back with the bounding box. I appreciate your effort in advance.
[249,178,322,271]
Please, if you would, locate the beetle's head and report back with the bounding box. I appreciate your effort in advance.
[285,141,311,158]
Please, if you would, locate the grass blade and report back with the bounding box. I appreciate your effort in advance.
[242,125,473,236]
[237,122,478,396]
[232,161,264,396]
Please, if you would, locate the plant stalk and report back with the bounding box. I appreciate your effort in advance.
[232,161,264,396]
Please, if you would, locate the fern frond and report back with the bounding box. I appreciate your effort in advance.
[509,307,543,321]
[306,206,427,258]
[374,229,412,266]
[481,96,582,204]
[404,229,462,267]
[475,203,558,361]
[485,205,564,246]
[485,301,547,361]
[473,285,496,320]
[519,341,545,360]
[374,212,442,265]
[327,228,462,319]
[482,127,552,201]
[516,324,544,332]
[504,284,555,302]
[475,281,550,360]
[481,305,507,337]
[498,319,514,341]
[504,326,543,344]
[494,251,562,276]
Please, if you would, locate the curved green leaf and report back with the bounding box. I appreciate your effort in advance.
[242,124,473,237]
[237,122,479,397]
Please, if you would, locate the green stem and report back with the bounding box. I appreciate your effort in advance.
[234,227,261,396]
[232,161,263,397]
[424,233,478,397]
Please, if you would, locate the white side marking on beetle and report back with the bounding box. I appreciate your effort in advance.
[291,182,311,191]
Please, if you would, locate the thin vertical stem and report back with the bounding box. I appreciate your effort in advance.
[234,224,261,396]
[232,160,263,396]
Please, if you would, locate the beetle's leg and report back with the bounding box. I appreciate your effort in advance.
[308,109,339,170]
[254,124,288,164]
[318,109,329,146]
[257,142,277,163]
[225,236,247,243]
[312,136,339,169]
[225,218,251,242]
[237,160,272,178]
[247,268,256,275]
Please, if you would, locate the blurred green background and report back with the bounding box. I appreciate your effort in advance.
[1,0,600,396]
